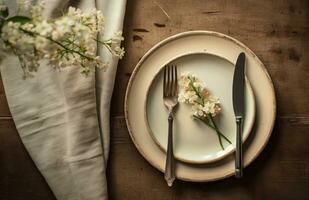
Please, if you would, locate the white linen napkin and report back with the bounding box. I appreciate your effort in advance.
[0,0,126,199]
[96,0,127,164]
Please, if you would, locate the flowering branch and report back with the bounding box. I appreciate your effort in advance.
[0,0,125,78]
[178,72,232,150]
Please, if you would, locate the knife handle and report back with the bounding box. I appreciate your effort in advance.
[235,117,243,178]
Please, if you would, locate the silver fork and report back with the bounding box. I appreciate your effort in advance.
[163,65,178,187]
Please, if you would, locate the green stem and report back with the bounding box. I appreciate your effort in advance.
[95,38,113,53]
[188,78,204,106]
[217,129,232,144]
[19,28,94,61]
[208,115,232,144]
[207,115,224,149]
[217,128,224,149]
[47,37,93,60]
[194,115,231,144]
[194,115,224,149]
[194,115,232,150]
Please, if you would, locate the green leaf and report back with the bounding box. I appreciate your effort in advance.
[6,16,31,24]
[0,16,32,36]
[0,6,9,18]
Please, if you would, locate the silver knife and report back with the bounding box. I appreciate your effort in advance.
[232,52,246,178]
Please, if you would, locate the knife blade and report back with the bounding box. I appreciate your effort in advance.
[232,52,245,178]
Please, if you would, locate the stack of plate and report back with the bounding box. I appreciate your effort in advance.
[125,31,276,182]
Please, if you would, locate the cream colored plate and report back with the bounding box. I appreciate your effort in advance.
[146,53,256,164]
[125,31,276,182]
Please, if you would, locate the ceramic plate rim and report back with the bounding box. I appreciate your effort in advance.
[124,30,276,182]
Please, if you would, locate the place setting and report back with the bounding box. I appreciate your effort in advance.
[125,31,276,185]
[2,0,308,199]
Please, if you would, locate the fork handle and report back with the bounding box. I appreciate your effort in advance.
[165,112,175,187]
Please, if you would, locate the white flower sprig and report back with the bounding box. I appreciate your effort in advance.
[178,72,231,149]
[0,0,125,78]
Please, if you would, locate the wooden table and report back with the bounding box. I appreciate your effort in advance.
[1,0,309,199]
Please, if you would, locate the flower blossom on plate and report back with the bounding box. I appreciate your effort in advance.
[178,72,221,117]
[178,72,231,149]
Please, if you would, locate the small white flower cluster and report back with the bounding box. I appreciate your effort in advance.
[18,0,32,12]
[99,31,125,58]
[0,1,125,78]
[178,72,231,149]
[178,72,221,117]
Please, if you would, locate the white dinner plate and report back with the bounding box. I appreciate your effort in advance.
[125,31,276,182]
[146,53,256,164]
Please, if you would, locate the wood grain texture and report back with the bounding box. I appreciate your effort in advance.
[0,0,309,199]
[0,119,55,200]
[107,116,309,200]
[0,75,10,117]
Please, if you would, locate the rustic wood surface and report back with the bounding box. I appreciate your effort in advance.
[1,0,309,199]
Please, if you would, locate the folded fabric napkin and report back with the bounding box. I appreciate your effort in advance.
[0,0,126,199]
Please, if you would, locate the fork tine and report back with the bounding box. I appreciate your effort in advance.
[164,65,178,97]
[170,65,174,96]
[175,65,178,96]
[172,65,176,96]
[171,65,174,96]
[173,65,177,96]
[163,66,167,97]
[167,65,171,96]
